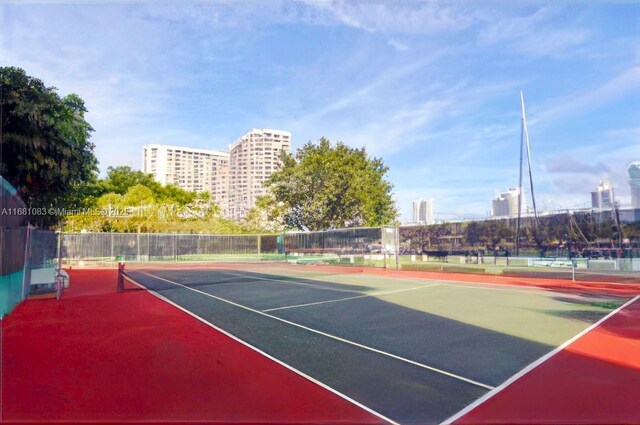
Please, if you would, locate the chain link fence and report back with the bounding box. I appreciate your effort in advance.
[1,227,59,316]
[62,232,280,263]
[62,228,401,267]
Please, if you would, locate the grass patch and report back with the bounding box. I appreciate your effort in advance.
[401,264,486,274]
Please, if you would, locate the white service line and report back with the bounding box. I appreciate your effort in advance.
[314,272,550,293]
[440,294,640,425]
[121,273,398,425]
[225,269,553,296]
[221,271,363,294]
[138,271,494,391]
[263,283,440,312]
[356,273,568,296]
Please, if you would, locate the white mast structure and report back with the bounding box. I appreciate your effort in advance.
[515,91,539,256]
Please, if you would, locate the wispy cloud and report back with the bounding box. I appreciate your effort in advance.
[302,1,474,34]
[2,1,637,219]
[513,29,591,58]
[476,5,592,58]
[387,38,409,52]
[546,158,610,175]
[476,5,554,44]
[531,65,640,128]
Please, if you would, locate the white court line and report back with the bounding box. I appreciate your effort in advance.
[263,284,440,312]
[440,294,640,425]
[121,273,398,425]
[137,271,494,391]
[309,272,556,295]
[221,271,363,294]
[228,268,575,297]
[350,273,590,296]
[370,270,638,289]
[127,272,261,288]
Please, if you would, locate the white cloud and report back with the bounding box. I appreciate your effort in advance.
[2,1,637,217]
[476,5,592,58]
[531,65,640,128]
[302,1,475,34]
[387,38,409,52]
[513,29,591,58]
[476,5,553,44]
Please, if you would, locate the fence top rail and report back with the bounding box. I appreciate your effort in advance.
[61,232,279,237]
[284,227,385,234]
[61,228,387,237]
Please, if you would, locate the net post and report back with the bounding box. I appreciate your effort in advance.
[117,262,124,293]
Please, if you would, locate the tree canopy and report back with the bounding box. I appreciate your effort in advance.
[1,67,98,225]
[98,166,196,205]
[62,166,270,234]
[266,138,397,231]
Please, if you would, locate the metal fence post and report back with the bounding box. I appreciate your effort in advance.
[56,229,63,273]
[394,225,400,270]
[21,226,32,300]
[174,233,178,261]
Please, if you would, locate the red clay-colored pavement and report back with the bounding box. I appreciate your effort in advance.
[453,296,640,424]
[309,264,640,298]
[1,269,383,423]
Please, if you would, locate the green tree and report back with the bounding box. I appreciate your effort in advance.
[243,194,286,233]
[266,138,397,230]
[1,67,97,225]
[122,184,155,206]
[479,220,513,255]
[102,166,158,195]
[464,221,483,247]
[97,192,124,208]
[101,166,196,205]
[156,183,196,205]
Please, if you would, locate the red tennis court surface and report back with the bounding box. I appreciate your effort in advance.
[452,295,640,424]
[362,266,640,298]
[1,269,383,423]
[2,266,639,424]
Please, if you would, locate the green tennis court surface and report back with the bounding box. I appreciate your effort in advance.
[122,262,630,424]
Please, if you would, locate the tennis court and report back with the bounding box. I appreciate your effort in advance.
[121,261,633,424]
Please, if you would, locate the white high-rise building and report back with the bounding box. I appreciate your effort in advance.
[142,145,230,210]
[492,188,521,217]
[412,199,434,224]
[629,162,640,209]
[591,180,615,210]
[228,129,291,219]
[143,129,292,219]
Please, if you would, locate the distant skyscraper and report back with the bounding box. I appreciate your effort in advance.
[591,180,615,209]
[629,162,640,209]
[228,129,291,219]
[492,188,521,217]
[412,201,419,223]
[142,144,230,210]
[412,199,434,224]
[142,128,291,218]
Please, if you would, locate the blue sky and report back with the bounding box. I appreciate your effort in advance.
[1,1,638,221]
